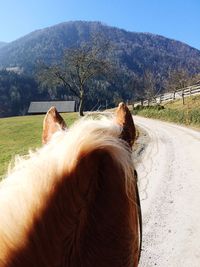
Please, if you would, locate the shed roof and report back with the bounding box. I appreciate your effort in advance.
[28,101,75,114]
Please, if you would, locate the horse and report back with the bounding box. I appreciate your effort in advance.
[0,103,141,267]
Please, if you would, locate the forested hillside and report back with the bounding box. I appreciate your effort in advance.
[1,21,200,75]
[0,70,48,117]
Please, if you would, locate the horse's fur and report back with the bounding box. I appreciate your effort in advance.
[42,107,67,144]
[0,104,139,267]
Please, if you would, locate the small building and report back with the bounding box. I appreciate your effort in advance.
[28,101,76,114]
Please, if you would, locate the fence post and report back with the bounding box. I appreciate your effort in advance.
[173,91,176,100]
[182,90,185,105]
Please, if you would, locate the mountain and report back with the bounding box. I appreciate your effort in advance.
[0,42,7,49]
[0,21,200,76]
[1,21,200,118]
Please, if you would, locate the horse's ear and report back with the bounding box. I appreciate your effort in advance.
[115,102,136,148]
[42,106,67,144]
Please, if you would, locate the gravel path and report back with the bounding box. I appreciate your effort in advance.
[133,116,200,267]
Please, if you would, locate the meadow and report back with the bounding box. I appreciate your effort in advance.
[0,112,78,179]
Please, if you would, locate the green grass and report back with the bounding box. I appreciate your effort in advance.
[0,113,78,179]
[132,95,200,128]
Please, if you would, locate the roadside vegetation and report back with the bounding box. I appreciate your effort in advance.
[132,95,200,128]
[0,113,78,179]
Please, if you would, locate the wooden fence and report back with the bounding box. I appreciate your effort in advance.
[134,84,200,107]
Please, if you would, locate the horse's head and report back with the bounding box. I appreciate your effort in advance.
[115,102,136,148]
[42,102,136,148]
[0,103,141,267]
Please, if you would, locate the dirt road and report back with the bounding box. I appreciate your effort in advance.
[133,116,200,267]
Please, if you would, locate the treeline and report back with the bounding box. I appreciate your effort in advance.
[1,65,200,118]
[0,68,135,117]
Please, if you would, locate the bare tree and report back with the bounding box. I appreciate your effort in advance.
[38,37,112,116]
[142,70,160,105]
[189,72,200,86]
[165,68,190,104]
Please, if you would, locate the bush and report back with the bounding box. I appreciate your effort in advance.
[132,104,164,114]
[190,110,200,124]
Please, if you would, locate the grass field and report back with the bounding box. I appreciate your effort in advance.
[0,112,78,179]
[133,95,200,128]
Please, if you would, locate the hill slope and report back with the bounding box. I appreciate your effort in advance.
[0,41,7,49]
[0,21,200,76]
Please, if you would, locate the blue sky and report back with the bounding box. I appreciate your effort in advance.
[1,0,200,49]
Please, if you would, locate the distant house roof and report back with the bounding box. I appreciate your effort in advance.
[28,101,76,114]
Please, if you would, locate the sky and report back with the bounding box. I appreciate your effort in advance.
[0,0,200,50]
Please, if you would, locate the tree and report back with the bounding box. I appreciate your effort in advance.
[166,69,190,91]
[140,70,163,106]
[143,70,156,105]
[189,72,200,86]
[165,69,190,105]
[38,38,113,116]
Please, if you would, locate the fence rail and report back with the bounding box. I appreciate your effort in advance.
[134,84,200,107]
